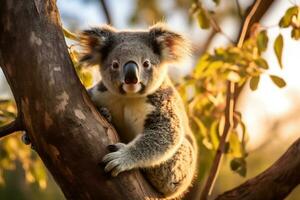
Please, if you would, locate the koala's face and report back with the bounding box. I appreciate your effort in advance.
[80,23,190,97]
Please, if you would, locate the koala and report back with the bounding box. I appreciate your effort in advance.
[80,23,198,199]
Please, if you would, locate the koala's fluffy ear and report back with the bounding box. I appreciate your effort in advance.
[79,25,116,65]
[149,23,191,63]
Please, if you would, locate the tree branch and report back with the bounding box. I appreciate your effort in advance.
[235,0,275,43]
[194,29,217,58]
[216,137,300,200]
[200,1,275,199]
[236,0,262,47]
[99,0,112,24]
[0,117,22,138]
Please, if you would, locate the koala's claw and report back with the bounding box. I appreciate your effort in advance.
[102,143,134,177]
[98,107,112,122]
[107,143,126,152]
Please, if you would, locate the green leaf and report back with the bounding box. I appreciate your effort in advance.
[192,117,207,137]
[291,28,300,40]
[197,8,210,29]
[279,6,299,28]
[254,58,269,69]
[202,61,224,77]
[270,75,286,88]
[237,164,247,177]
[229,131,243,157]
[224,142,230,154]
[230,157,247,177]
[230,158,241,171]
[194,53,210,78]
[256,30,268,52]
[249,76,260,91]
[274,34,284,68]
[209,121,220,150]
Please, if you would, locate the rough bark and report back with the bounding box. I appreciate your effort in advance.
[0,0,160,199]
[215,138,300,200]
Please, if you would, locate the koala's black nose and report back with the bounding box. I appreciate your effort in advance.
[124,61,139,84]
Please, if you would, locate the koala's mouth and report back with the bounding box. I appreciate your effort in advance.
[122,83,142,94]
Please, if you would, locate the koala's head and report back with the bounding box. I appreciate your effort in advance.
[80,23,190,97]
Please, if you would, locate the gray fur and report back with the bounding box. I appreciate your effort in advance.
[81,24,197,199]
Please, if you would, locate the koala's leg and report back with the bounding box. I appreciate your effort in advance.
[144,137,197,199]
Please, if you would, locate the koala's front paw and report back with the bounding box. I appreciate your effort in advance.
[98,107,112,122]
[102,143,135,177]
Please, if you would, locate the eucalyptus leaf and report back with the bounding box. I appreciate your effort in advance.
[209,121,220,149]
[274,34,284,68]
[230,158,240,171]
[270,75,286,88]
[291,28,300,40]
[279,6,298,28]
[197,7,210,29]
[230,157,247,177]
[192,117,207,137]
[257,30,268,52]
[254,58,269,69]
[229,131,243,157]
[249,76,260,91]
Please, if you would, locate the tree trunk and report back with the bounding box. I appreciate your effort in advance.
[0,0,160,199]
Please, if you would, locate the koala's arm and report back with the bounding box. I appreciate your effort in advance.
[126,107,183,167]
[102,87,185,176]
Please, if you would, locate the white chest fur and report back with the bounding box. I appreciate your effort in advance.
[91,90,155,142]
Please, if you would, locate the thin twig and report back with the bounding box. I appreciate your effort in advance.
[197,1,234,44]
[200,1,263,199]
[194,29,217,57]
[99,0,112,24]
[209,14,234,43]
[0,117,22,138]
[237,0,262,48]
[200,82,235,200]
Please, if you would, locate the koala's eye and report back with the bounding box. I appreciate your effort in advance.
[111,61,119,70]
[143,60,151,69]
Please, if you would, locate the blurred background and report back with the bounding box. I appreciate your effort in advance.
[0,0,300,199]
